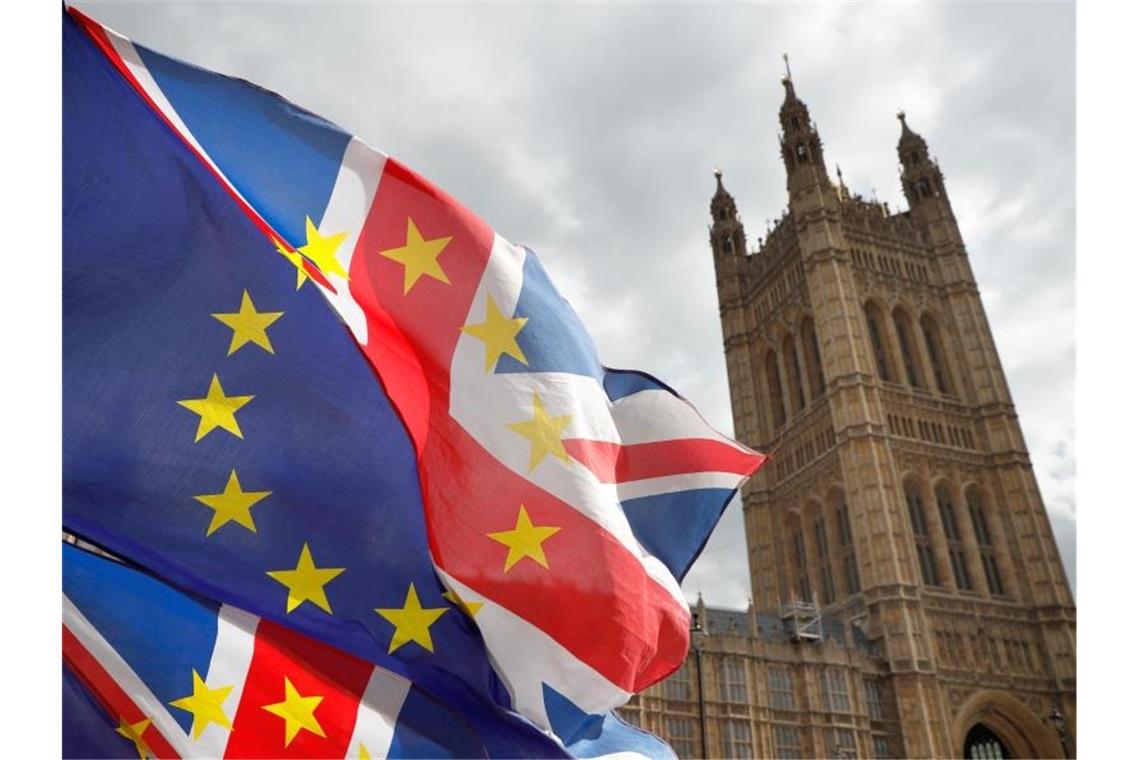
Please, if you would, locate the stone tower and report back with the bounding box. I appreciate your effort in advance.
[706,72,1076,757]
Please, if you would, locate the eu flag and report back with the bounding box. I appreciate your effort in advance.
[63,10,564,757]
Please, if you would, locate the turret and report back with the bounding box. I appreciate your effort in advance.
[709,168,747,261]
[778,56,830,199]
[897,111,950,213]
[896,110,973,285]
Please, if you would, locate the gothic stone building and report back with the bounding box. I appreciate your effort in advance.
[618,74,1076,758]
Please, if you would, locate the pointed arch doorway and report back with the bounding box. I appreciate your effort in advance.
[952,691,1066,759]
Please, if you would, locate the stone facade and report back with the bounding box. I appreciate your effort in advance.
[619,75,1076,758]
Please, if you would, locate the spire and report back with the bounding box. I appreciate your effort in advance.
[711,167,734,209]
[836,164,849,200]
[781,53,795,100]
[779,56,806,118]
[897,110,915,137]
[897,109,927,157]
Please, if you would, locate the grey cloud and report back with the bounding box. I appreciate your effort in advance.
[74,1,1075,609]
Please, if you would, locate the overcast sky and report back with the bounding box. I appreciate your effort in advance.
[73,1,1076,609]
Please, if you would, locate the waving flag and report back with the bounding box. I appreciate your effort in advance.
[64,12,561,757]
[63,4,766,751]
[63,543,487,758]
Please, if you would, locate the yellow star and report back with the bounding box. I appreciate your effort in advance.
[442,589,484,618]
[115,717,152,760]
[487,505,562,572]
[169,669,233,739]
[193,470,271,537]
[375,583,448,654]
[359,743,372,760]
[177,374,254,443]
[461,294,529,372]
[261,675,326,747]
[211,290,284,356]
[275,238,312,290]
[506,392,573,471]
[267,543,345,614]
[378,217,452,294]
[298,215,350,280]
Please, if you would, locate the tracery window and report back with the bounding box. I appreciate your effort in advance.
[937,485,974,591]
[766,349,786,429]
[921,314,952,394]
[906,482,941,586]
[865,678,885,720]
[836,499,861,594]
[819,668,851,712]
[774,725,803,759]
[768,667,796,710]
[792,528,812,602]
[719,657,748,703]
[892,308,922,388]
[802,318,826,399]
[721,720,753,759]
[865,303,893,381]
[829,728,857,757]
[783,334,806,413]
[664,659,692,700]
[967,488,1005,596]
[664,718,696,758]
[814,515,836,605]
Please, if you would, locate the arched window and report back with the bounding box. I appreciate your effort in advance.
[765,349,786,429]
[813,513,836,605]
[964,724,1010,759]
[892,308,923,388]
[967,488,1005,596]
[921,314,953,394]
[936,484,973,591]
[792,527,812,602]
[783,334,806,414]
[905,481,940,586]
[721,236,735,255]
[835,495,860,595]
[864,303,894,382]
[719,657,748,703]
[801,318,826,399]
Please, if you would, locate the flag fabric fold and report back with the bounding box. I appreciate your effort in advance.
[63,5,766,754]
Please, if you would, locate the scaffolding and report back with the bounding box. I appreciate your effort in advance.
[780,596,822,641]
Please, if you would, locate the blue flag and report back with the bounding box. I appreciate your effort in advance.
[62,11,567,757]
